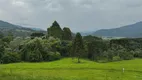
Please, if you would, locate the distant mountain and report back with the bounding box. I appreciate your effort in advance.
[31,28,44,31]
[80,32,94,36]
[92,21,142,38]
[0,20,46,37]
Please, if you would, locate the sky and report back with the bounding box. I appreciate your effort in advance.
[0,0,142,32]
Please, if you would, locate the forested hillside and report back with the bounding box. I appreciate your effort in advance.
[0,21,142,64]
[0,20,46,37]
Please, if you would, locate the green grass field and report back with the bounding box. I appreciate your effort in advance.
[0,58,142,80]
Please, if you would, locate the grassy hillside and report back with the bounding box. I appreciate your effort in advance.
[0,58,142,80]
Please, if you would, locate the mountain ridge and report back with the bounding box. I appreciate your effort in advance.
[92,21,142,38]
[0,20,46,37]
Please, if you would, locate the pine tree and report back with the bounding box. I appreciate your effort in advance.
[72,33,84,63]
[47,21,63,39]
[62,27,72,40]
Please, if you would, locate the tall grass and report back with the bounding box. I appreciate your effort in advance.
[0,58,142,80]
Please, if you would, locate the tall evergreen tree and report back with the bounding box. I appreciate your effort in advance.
[62,27,72,40]
[47,21,63,39]
[72,33,84,63]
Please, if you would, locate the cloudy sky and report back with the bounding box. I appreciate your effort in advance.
[0,0,142,32]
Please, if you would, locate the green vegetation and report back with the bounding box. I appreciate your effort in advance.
[62,27,72,40]
[0,21,142,63]
[0,21,142,64]
[47,21,63,39]
[72,33,84,63]
[0,21,142,80]
[30,32,45,39]
[0,58,142,80]
[47,21,72,40]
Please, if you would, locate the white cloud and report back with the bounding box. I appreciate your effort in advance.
[12,0,25,7]
[0,0,142,32]
[45,1,63,12]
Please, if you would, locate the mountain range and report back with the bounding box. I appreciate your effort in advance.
[90,21,142,38]
[0,20,142,38]
[0,20,46,37]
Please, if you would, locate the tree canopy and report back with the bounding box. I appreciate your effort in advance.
[47,21,63,39]
[62,27,72,40]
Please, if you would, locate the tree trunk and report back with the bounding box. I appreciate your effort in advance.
[72,57,74,61]
[78,55,80,63]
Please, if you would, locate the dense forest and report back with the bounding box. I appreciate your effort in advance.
[0,21,142,64]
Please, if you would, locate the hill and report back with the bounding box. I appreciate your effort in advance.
[0,20,46,37]
[0,58,142,80]
[92,21,142,38]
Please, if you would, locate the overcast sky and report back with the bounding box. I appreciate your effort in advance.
[0,0,142,32]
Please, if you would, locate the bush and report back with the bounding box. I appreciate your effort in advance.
[119,51,134,60]
[9,37,23,51]
[1,52,21,64]
[103,50,114,61]
[28,50,43,62]
[113,56,121,61]
[46,52,61,61]
[0,46,4,60]
[20,38,44,62]
[102,48,134,62]
[133,49,142,58]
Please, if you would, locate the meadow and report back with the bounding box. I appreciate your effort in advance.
[0,58,142,80]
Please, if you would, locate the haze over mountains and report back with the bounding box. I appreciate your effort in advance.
[0,20,46,37]
[0,20,142,38]
[85,21,142,38]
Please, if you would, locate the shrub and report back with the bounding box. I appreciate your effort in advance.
[28,50,43,62]
[20,38,44,62]
[1,52,21,64]
[133,49,142,58]
[103,50,114,61]
[0,46,4,60]
[55,52,61,59]
[113,56,121,61]
[47,52,61,61]
[119,51,134,60]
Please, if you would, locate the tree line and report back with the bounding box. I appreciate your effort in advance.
[0,21,142,64]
